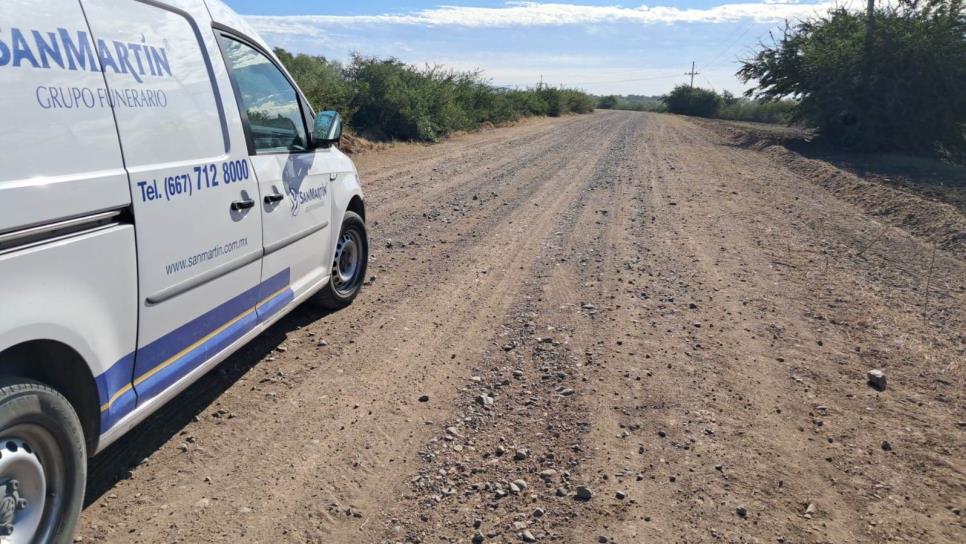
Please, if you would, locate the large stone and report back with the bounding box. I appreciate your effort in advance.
[867,369,887,391]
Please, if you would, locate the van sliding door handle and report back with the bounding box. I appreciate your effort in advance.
[264,193,285,204]
[231,199,256,211]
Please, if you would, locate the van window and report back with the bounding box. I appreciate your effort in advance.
[219,36,308,154]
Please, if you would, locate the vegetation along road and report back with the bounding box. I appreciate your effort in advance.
[78,111,964,543]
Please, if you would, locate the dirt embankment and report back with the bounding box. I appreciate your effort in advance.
[699,119,966,259]
[79,111,964,544]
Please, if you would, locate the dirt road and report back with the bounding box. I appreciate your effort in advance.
[79,111,965,543]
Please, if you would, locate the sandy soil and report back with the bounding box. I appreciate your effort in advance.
[79,111,964,544]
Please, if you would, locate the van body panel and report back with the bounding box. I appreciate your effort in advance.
[328,170,366,252]
[0,0,131,235]
[78,0,269,414]
[212,31,341,314]
[203,0,273,52]
[0,226,139,430]
[94,265,323,452]
[250,151,333,308]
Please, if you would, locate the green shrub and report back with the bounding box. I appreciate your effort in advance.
[274,49,353,120]
[598,95,619,109]
[718,92,797,124]
[739,0,966,156]
[600,90,790,122]
[276,50,595,142]
[662,85,723,118]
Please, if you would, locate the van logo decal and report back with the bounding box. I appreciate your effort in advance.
[288,186,327,217]
[0,28,172,84]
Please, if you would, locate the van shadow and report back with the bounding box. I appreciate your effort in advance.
[83,302,335,507]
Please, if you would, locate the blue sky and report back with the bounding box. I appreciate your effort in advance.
[223,1,844,95]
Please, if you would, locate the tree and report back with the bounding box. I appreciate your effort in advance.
[738,0,966,157]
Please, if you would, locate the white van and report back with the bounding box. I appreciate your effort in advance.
[0,1,368,540]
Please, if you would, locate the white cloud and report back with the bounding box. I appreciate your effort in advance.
[246,1,841,33]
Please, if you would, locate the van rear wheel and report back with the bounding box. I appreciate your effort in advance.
[0,378,86,544]
[313,211,368,310]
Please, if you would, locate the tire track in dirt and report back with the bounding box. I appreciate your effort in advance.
[369,110,649,544]
[288,112,636,542]
[357,116,588,218]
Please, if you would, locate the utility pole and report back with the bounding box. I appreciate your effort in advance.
[861,0,876,148]
[866,0,876,53]
[684,61,699,88]
[538,75,543,90]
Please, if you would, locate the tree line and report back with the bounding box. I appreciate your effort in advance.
[275,50,595,142]
[598,89,797,125]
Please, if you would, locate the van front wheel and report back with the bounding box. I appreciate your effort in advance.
[0,378,87,544]
[313,211,368,310]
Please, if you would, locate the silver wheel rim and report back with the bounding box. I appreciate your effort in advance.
[0,429,55,544]
[332,229,363,297]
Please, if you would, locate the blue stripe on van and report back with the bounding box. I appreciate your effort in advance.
[256,289,294,324]
[97,269,293,433]
[96,354,137,431]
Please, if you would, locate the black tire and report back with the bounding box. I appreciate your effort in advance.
[313,211,368,310]
[0,378,86,544]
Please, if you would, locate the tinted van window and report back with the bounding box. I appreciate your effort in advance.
[220,37,307,154]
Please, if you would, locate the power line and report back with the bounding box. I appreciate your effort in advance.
[704,22,755,67]
[701,74,716,91]
[565,73,684,86]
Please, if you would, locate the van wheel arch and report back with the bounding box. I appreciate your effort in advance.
[0,341,101,454]
[347,195,366,222]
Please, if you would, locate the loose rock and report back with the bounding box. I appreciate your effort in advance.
[867,369,887,391]
[575,486,594,501]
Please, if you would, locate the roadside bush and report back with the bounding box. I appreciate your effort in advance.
[598,95,619,109]
[563,89,596,114]
[662,85,723,118]
[602,90,791,123]
[346,56,472,141]
[738,0,966,156]
[506,89,551,117]
[718,91,797,124]
[276,50,596,142]
[533,88,595,116]
[274,49,353,120]
[608,96,667,113]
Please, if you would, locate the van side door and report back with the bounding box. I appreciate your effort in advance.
[79,0,264,410]
[0,0,139,433]
[215,33,335,316]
